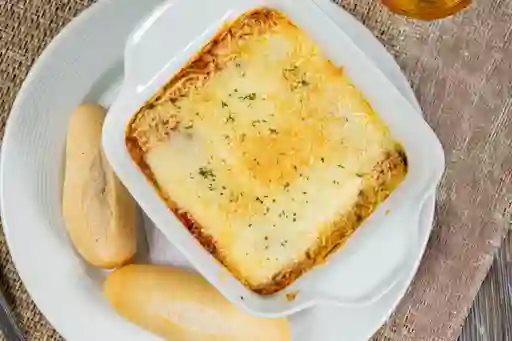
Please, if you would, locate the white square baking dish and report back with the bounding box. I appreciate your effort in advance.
[103,0,445,317]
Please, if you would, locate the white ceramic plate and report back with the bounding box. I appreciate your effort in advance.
[0,0,436,340]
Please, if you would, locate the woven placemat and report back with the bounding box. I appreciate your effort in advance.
[0,0,510,340]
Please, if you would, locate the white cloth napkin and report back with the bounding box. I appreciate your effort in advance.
[140,213,194,269]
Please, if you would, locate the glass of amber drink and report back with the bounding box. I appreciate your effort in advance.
[382,0,471,20]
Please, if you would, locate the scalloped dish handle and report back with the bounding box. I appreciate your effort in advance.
[307,197,427,307]
[123,0,254,97]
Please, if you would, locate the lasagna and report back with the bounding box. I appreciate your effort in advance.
[126,8,407,295]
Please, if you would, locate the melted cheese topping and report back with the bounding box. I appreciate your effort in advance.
[140,13,398,287]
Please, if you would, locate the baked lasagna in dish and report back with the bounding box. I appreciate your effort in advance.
[126,8,407,295]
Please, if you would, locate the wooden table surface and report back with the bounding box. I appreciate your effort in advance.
[458,231,512,341]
